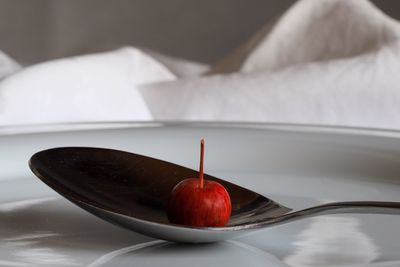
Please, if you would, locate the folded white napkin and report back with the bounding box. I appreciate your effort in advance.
[0,50,20,80]
[0,47,206,126]
[140,0,400,130]
[2,0,400,130]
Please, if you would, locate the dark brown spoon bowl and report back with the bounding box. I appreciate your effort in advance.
[29,147,291,243]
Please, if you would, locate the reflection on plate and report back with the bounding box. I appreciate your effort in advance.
[0,184,285,267]
[1,123,400,266]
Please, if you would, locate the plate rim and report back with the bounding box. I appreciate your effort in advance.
[2,121,400,138]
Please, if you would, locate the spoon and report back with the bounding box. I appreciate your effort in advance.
[29,147,400,243]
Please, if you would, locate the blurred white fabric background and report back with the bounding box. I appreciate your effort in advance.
[1,0,400,129]
[0,50,19,80]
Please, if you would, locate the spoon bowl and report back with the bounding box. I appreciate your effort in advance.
[29,147,400,243]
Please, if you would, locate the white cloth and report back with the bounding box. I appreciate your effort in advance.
[0,50,20,80]
[241,0,400,72]
[143,48,209,78]
[0,47,185,126]
[2,0,400,130]
[0,46,209,126]
[140,0,400,130]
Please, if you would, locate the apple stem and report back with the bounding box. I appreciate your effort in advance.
[199,138,205,189]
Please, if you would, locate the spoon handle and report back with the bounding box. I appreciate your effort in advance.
[251,201,400,229]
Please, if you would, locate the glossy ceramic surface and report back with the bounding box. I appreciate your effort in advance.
[1,123,400,266]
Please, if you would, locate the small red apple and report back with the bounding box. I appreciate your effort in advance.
[167,139,231,227]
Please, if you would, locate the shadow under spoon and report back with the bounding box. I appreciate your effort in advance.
[29,147,400,243]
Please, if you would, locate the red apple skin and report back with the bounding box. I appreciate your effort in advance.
[167,178,231,227]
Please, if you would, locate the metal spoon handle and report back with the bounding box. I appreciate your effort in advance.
[250,201,400,229]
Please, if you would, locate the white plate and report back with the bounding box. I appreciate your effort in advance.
[1,122,400,266]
